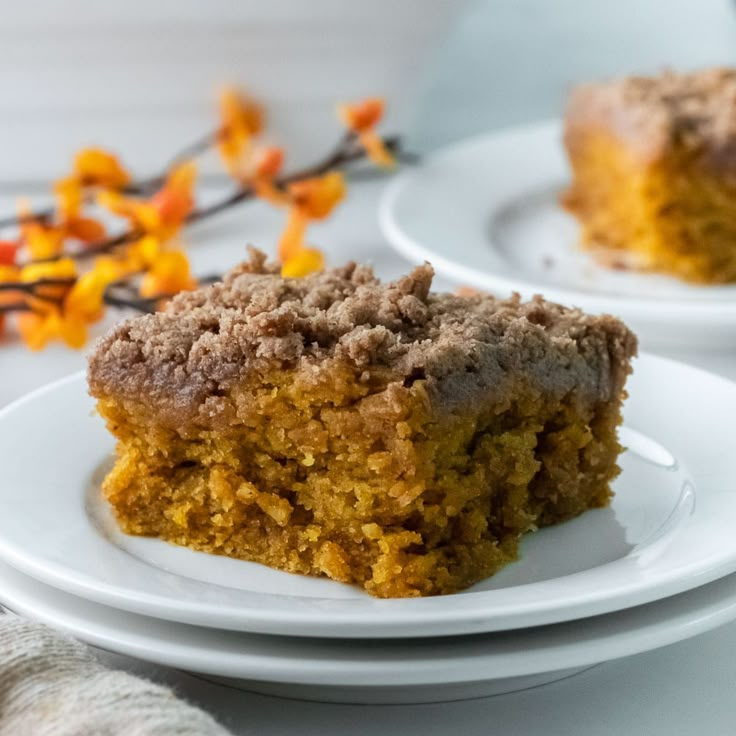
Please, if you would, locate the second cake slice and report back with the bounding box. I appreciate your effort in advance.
[562,67,736,283]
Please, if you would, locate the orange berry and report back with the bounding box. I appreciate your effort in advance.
[217,87,264,178]
[73,148,130,188]
[67,217,106,244]
[255,147,284,179]
[278,210,308,262]
[337,98,385,133]
[288,172,346,220]
[140,251,196,298]
[281,247,325,278]
[0,241,20,266]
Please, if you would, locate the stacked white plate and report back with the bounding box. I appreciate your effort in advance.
[379,121,736,350]
[1,350,736,704]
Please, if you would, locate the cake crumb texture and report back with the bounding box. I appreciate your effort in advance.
[89,251,636,597]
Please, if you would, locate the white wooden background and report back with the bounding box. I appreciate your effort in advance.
[4,0,736,180]
[414,0,736,150]
[0,0,458,181]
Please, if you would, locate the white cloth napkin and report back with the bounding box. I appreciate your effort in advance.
[0,613,233,736]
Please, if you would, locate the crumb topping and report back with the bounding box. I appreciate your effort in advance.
[566,67,736,165]
[89,249,637,417]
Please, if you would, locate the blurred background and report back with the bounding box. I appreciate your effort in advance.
[414,0,736,150]
[2,0,735,181]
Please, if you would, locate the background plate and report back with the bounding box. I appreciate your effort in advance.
[379,120,736,348]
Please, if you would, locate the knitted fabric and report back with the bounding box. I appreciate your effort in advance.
[0,614,233,736]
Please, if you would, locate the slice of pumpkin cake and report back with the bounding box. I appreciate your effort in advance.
[88,249,636,597]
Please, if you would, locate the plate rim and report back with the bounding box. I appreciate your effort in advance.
[379,118,736,322]
[2,558,736,685]
[0,356,735,638]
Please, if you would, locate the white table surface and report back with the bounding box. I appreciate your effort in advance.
[3,178,736,734]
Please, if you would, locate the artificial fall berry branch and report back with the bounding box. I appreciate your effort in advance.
[30,131,403,266]
[0,93,402,350]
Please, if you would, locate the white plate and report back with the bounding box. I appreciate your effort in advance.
[0,355,735,638]
[379,120,736,348]
[3,560,736,704]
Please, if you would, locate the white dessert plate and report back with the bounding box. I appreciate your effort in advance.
[379,120,736,349]
[3,560,736,705]
[0,354,735,638]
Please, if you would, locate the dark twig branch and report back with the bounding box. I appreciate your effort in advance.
[0,277,76,293]
[0,301,31,313]
[0,132,411,327]
[166,130,220,170]
[0,269,223,317]
[102,272,221,314]
[0,128,225,231]
[186,133,402,222]
[102,287,159,313]
[0,208,54,230]
[20,134,405,266]
[30,229,145,265]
